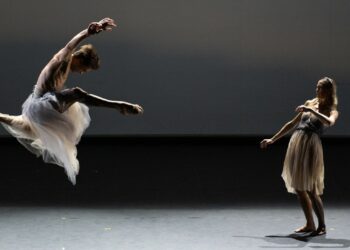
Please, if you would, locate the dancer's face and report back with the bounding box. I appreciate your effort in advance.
[70,56,93,74]
[316,81,327,99]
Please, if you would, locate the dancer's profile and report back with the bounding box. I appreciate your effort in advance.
[0,18,143,184]
[260,77,339,236]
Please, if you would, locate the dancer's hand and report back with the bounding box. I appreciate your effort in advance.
[260,138,273,149]
[295,105,312,113]
[88,18,117,35]
[119,103,144,115]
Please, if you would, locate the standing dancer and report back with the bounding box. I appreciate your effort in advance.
[0,18,143,184]
[260,77,338,236]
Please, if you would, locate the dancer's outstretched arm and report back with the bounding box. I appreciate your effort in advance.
[54,17,116,61]
[52,87,143,115]
[260,112,302,148]
[37,18,116,92]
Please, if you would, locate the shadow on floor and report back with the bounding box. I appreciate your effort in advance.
[232,234,350,248]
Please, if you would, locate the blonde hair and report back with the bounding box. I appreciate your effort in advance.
[73,44,100,69]
[318,77,338,111]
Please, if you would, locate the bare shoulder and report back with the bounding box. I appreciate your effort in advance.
[52,46,72,62]
[304,98,316,106]
[331,109,339,117]
[35,48,72,94]
[39,48,70,76]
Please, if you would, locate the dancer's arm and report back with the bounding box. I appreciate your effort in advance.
[37,18,116,91]
[54,17,116,61]
[295,105,339,126]
[260,112,302,149]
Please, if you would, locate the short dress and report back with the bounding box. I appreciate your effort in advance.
[1,89,90,185]
[282,112,325,195]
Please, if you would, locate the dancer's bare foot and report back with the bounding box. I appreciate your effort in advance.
[119,103,144,115]
[294,225,316,233]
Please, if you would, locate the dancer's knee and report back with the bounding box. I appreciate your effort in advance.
[2,115,34,138]
[296,190,306,195]
[54,87,88,112]
[0,113,13,125]
[72,87,88,97]
[306,190,318,199]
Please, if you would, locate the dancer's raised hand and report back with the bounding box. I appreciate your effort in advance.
[88,18,117,35]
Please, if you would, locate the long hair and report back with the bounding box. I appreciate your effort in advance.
[318,77,338,111]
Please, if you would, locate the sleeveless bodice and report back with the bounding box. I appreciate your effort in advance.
[296,112,324,136]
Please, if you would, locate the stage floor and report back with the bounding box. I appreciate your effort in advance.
[1,205,349,250]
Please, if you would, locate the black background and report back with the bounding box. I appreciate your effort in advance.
[1,136,348,205]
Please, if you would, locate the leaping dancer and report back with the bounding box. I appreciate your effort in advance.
[0,18,143,184]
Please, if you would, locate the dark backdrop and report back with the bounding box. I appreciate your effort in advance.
[0,136,349,205]
[1,0,349,136]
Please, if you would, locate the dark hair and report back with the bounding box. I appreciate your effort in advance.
[73,44,100,70]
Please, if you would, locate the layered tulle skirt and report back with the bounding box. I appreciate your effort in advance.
[1,92,90,184]
[282,130,324,195]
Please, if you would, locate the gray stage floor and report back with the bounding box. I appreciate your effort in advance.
[0,205,349,250]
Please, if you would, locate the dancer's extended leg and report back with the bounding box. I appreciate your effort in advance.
[0,113,34,137]
[52,87,143,115]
